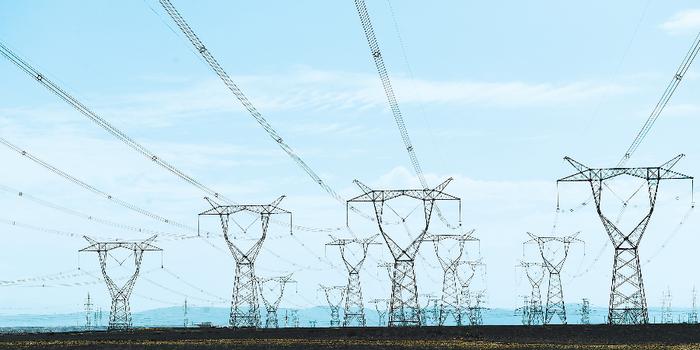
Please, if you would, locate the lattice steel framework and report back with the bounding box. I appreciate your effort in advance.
[320,285,346,327]
[458,259,486,326]
[526,233,583,325]
[424,231,476,326]
[199,196,291,328]
[559,155,693,324]
[369,298,389,326]
[347,178,461,326]
[258,274,295,328]
[517,261,546,325]
[80,235,161,330]
[327,236,379,327]
[580,298,591,324]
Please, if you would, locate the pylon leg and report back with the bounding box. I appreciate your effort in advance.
[545,272,566,324]
[108,296,131,330]
[439,266,461,326]
[388,260,420,327]
[344,272,366,327]
[608,247,648,324]
[230,263,259,328]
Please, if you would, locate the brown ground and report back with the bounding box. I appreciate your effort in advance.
[1,324,700,349]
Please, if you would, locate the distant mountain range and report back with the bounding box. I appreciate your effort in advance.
[0,305,692,331]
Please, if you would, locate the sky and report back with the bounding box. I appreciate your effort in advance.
[0,0,699,317]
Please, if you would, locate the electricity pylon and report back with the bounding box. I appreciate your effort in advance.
[525,233,583,325]
[80,235,161,330]
[458,259,486,325]
[559,155,693,324]
[580,298,591,324]
[517,261,546,325]
[258,274,295,328]
[369,298,389,326]
[661,287,673,324]
[347,178,461,326]
[199,196,291,328]
[326,235,380,327]
[320,285,346,327]
[424,231,477,326]
[84,293,93,330]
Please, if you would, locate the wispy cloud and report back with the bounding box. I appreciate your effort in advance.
[660,9,700,34]
[92,67,632,127]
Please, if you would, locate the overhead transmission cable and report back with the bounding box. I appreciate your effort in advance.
[353,0,459,229]
[561,32,700,278]
[157,0,373,227]
[0,183,192,240]
[618,31,700,167]
[0,135,198,239]
[0,40,338,234]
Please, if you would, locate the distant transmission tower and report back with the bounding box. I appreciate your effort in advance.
[515,296,530,325]
[517,261,546,325]
[258,274,295,328]
[183,298,188,328]
[326,235,380,327]
[199,196,291,328]
[525,233,583,325]
[559,155,693,324]
[369,298,389,326]
[320,285,346,327]
[424,231,476,326]
[580,298,591,325]
[347,178,461,326]
[690,287,698,324]
[661,287,673,324]
[458,259,487,325]
[84,293,93,330]
[80,236,161,330]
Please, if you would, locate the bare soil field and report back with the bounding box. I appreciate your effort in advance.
[1,324,700,349]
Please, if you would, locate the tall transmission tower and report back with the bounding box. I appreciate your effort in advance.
[347,178,461,326]
[559,155,693,324]
[320,285,346,327]
[580,298,591,325]
[525,233,583,325]
[424,231,476,326]
[80,236,161,330]
[369,298,389,326]
[517,261,546,325]
[258,274,295,328]
[326,236,380,327]
[199,196,291,328]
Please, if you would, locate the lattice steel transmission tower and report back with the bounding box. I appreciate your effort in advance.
[347,178,460,326]
[525,233,583,325]
[84,293,93,330]
[199,196,291,328]
[369,298,389,326]
[580,298,591,325]
[320,285,346,327]
[458,259,487,325]
[690,287,698,324]
[259,274,295,328]
[559,155,693,324]
[424,231,476,326]
[517,261,546,325]
[327,235,380,327]
[661,287,673,324]
[80,236,161,330]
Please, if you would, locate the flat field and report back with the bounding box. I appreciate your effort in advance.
[1,324,699,349]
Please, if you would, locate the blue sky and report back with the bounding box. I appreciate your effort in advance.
[0,1,699,317]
